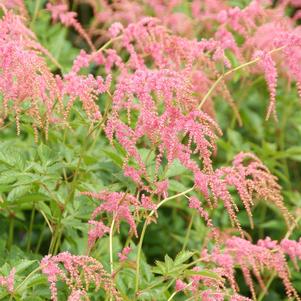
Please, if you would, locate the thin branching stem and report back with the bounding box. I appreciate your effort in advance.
[135,186,195,297]
[198,46,286,110]
[167,281,193,301]
[109,215,116,275]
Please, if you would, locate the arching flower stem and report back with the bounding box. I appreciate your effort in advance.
[198,46,286,110]
[134,186,195,298]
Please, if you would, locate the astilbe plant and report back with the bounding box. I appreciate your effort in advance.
[0,10,62,139]
[81,191,141,239]
[41,252,121,301]
[1,1,301,301]
[0,8,113,140]
[174,236,301,300]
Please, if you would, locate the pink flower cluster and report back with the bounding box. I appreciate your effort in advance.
[0,11,61,139]
[209,237,301,300]
[186,152,292,236]
[0,268,15,293]
[41,252,120,301]
[118,246,131,262]
[176,236,301,300]
[82,191,157,248]
[46,3,95,51]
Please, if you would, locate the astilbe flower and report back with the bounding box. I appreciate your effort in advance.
[46,3,95,51]
[188,196,218,239]
[0,0,28,17]
[41,252,121,301]
[118,246,131,262]
[175,266,251,301]
[108,22,124,38]
[206,237,301,301]
[87,220,110,249]
[275,32,301,97]
[195,0,269,38]
[193,152,293,236]
[116,17,243,119]
[258,236,301,269]
[254,50,278,120]
[175,279,187,292]
[81,191,142,238]
[67,289,87,301]
[106,68,222,189]
[246,21,301,104]
[0,11,62,139]
[56,49,112,121]
[0,9,115,136]
[103,20,292,233]
[85,0,143,46]
[280,238,301,265]
[50,0,301,125]
[0,268,15,293]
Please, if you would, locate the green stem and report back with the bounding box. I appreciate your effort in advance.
[50,123,102,255]
[30,0,41,26]
[35,221,46,254]
[109,216,116,275]
[13,266,41,294]
[96,36,123,53]
[26,204,35,252]
[198,46,286,110]
[182,211,195,251]
[135,186,195,296]
[258,272,276,301]
[53,229,63,255]
[167,281,193,301]
[49,225,60,254]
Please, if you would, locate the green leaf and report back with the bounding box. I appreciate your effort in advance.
[103,150,123,167]
[174,251,194,265]
[7,185,31,202]
[184,269,221,280]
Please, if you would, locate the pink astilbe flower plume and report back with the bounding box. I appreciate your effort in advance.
[206,237,301,301]
[108,22,124,38]
[46,3,95,51]
[254,50,278,120]
[258,236,301,269]
[67,289,87,301]
[193,153,293,235]
[41,252,121,301]
[118,246,131,262]
[81,191,141,237]
[87,220,110,249]
[0,11,62,140]
[0,0,28,17]
[106,68,222,188]
[232,152,293,225]
[188,196,218,239]
[0,268,15,293]
[280,238,301,266]
[174,265,251,300]
[56,49,112,121]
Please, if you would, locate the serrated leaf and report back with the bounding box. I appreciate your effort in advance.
[174,251,194,265]
[103,150,123,167]
[15,260,37,274]
[7,185,31,202]
[164,254,174,271]
[184,269,222,280]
